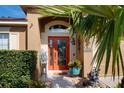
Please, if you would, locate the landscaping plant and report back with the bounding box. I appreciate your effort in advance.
[0,50,46,88]
[68,59,82,69]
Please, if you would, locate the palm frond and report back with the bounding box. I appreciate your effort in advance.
[38,5,124,78]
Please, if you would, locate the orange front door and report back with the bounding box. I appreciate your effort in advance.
[48,36,70,70]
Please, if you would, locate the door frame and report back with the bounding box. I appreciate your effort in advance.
[48,36,70,70]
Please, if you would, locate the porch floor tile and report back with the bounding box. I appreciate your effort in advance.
[47,74,82,88]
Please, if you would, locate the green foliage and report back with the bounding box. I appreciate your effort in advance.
[28,80,46,88]
[0,50,37,88]
[68,59,82,69]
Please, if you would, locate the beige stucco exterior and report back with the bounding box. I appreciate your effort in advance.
[0,6,123,80]
[26,13,43,80]
[10,26,27,50]
[83,39,124,77]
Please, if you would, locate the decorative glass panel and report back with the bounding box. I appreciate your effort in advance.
[49,40,53,65]
[49,25,68,33]
[0,33,9,50]
[58,40,66,65]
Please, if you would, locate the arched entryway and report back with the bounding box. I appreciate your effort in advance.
[41,20,76,73]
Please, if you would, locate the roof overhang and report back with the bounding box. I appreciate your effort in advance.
[0,21,27,25]
[0,18,27,26]
[21,5,40,14]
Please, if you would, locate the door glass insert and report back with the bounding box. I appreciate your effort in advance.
[57,40,66,65]
[49,40,53,65]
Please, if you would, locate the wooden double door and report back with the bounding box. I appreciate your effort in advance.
[48,36,70,70]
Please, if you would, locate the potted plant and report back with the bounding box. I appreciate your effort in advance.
[68,59,82,75]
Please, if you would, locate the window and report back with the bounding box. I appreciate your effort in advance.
[0,33,9,50]
[49,25,68,33]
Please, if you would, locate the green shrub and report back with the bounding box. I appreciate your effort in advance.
[28,80,46,88]
[0,50,37,88]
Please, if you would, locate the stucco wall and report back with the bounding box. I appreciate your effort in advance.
[27,13,42,80]
[27,13,41,52]
[83,39,124,77]
[10,27,27,50]
[83,39,93,77]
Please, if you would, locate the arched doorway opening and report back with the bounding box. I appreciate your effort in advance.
[41,20,76,72]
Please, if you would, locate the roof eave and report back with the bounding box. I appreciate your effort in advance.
[0,21,27,26]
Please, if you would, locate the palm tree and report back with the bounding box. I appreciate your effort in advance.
[38,5,124,78]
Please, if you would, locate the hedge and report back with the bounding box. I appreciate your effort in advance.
[0,50,37,88]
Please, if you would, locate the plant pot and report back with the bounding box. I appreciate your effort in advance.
[69,67,80,75]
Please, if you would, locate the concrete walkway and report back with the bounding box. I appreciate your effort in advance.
[46,74,84,88]
[47,75,123,88]
[100,76,122,87]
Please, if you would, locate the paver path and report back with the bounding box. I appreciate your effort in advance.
[47,75,81,88]
[99,76,122,87]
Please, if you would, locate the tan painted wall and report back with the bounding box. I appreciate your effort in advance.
[27,13,42,80]
[83,40,93,77]
[10,27,27,50]
[83,39,124,77]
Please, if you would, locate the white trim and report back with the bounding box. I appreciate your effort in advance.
[0,31,9,33]
[92,38,97,68]
[0,21,27,25]
[45,20,69,32]
[45,21,70,74]
[9,33,19,50]
[48,70,68,73]
[47,70,68,75]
